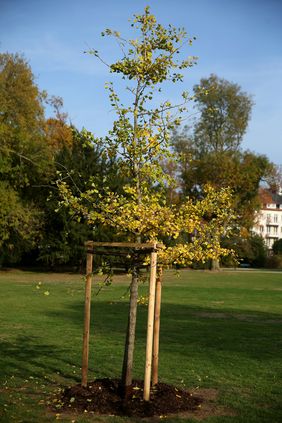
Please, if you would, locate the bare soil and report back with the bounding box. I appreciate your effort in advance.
[55,378,202,418]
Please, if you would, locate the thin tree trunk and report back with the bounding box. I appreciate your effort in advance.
[121,79,142,398]
[121,266,139,398]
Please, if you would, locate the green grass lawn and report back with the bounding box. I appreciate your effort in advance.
[0,269,281,422]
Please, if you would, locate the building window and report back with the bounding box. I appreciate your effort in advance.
[267,226,271,234]
[274,214,278,223]
[260,225,264,233]
[273,226,278,234]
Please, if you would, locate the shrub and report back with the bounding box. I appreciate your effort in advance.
[265,254,282,269]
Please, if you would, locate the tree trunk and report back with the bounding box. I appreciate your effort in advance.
[210,258,220,271]
[121,79,142,398]
[121,266,139,398]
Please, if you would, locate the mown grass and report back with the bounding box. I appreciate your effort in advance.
[0,269,281,422]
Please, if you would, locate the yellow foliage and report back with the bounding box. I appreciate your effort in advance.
[56,7,235,267]
[57,180,235,266]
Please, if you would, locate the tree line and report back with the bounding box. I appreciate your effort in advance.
[0,50,277,269]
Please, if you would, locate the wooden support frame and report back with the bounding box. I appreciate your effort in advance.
[152,267,163,386]
[81,241,164,394]
[86,241,164,251]
[143,250,158,401]
[81,242,93,387]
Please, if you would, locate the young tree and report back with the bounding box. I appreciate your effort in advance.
[88,7,196,392]
[58,7,234,394]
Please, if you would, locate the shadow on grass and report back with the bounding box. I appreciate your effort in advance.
[45,300,282,361]
[0,335,80,383]
[1,301,281,384]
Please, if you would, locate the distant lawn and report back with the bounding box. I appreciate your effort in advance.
[0,269,281,422]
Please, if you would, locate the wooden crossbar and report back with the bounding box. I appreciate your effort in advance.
[85,241,164,250]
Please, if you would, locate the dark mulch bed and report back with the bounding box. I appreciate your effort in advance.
[55,378,202,418]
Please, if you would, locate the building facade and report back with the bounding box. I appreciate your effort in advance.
[252,188,282,249]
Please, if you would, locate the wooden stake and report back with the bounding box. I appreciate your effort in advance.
[143,250,157,401]
[81,247,93,387]
[152,267,163,386]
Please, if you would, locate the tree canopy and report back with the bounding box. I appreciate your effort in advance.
[0,53,51,262]
[58,8,233,265]
[193,74,253,155]
[172,74,275,232]
[272,239,282,255]
[0,53,52,189]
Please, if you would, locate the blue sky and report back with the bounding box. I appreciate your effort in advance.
[1,0,282,164]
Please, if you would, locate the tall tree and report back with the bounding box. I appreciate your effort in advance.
[172,75,275,267]
[193,74,253,155]
[172,75,274,228]
[0,53,53,264]
[39,127,121,268]
[0,53,53,190]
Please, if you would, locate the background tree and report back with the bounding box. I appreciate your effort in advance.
[44,95,73,153]
[272,238,282,255]
[267,238,282,269]
[39,127,122,269]
[222,233,267,268]
[174,145,274,229]
[193,74,253,154]
[265,164,282,193]
[0,51,122,268]
[172,75,275,268]
[0,53,53,189]
[0,181,43,265]
[0,53,53,264]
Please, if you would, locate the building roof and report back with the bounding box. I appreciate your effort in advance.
[259,188,282,206]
